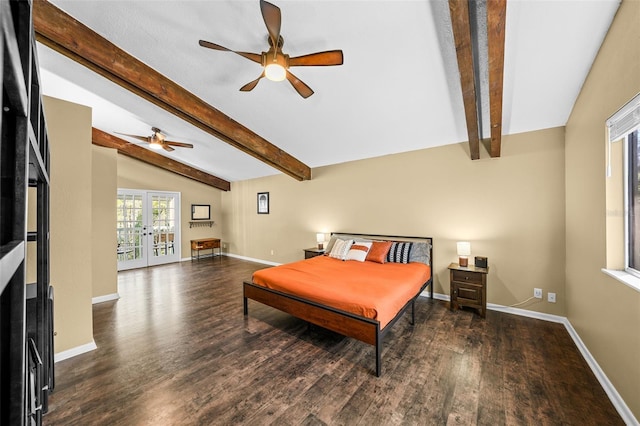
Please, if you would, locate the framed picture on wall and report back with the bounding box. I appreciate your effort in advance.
[257,192,269,214]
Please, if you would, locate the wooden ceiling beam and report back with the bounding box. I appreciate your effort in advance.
[92,128,231,191]
[448,0,481,160]
[33,0,311,181]
[487,0,507,158]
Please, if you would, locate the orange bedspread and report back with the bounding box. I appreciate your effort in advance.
[251,256,431,329]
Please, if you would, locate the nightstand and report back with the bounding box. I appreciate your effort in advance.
[304,248,325,259]
[448,262,489,318]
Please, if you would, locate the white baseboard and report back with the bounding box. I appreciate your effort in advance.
[182,252,283,267]
[180,253,227,262]
[54,340,97,363]
[421,291,637,425]
[224,252,281,267]
[561,319,638,426]
[92,293,120,304]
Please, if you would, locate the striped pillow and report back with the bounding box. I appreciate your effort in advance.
[328,238,354,260]
[386,242,413,264]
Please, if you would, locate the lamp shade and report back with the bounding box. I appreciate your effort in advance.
[316,233,325,243]
[456,241,471,256]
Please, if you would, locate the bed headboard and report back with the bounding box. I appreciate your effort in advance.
[329,232,433,268]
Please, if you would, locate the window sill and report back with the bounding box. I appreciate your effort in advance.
[601,268,640,293]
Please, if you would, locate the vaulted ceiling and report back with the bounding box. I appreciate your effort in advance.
[36,0,620,184]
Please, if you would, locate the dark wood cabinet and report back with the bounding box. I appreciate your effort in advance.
[304,248,325,259]
[448,263,488,318]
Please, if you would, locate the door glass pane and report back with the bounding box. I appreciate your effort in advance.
[151,195,176,258]
[117,193,144,262]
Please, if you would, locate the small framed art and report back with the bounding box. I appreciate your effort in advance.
[257,192,269,214]
[191,204,210,220]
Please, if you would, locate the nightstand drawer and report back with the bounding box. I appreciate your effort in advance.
[452,270,483,284]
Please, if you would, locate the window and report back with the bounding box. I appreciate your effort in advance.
[627,130,640,275]
[604,93,640,288]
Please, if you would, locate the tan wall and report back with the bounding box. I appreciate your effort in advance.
[42,95,224,353]
[43,96,94,353]
[222,127,566,315]
[117,155,224,257]
[565,0,640,418]
[92,146,118,298]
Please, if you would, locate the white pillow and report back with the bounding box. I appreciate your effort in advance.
[346,242,372,262]
[329,238,354,260]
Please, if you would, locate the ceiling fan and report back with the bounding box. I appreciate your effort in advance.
[116,127,194,152]
[198,0,343,98]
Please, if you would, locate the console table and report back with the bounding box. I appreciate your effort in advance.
[190,238,221,261]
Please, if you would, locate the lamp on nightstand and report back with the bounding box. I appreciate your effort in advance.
[457,241,471,267]
[316,233,325,250]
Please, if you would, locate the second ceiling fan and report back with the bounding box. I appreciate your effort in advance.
[116,127,193,152]
[199,0,343,99]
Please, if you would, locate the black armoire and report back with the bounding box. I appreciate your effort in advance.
[1,1,53,424]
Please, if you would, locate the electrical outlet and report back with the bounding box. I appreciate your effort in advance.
[222,243,226,249]
[548,292,556,303]
[270,249,274,255]
[534,288,543,299]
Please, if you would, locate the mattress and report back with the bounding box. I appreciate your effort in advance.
[251,255,431,328]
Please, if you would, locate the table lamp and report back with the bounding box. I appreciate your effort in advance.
[457,241,471,267]
[316,233,325,250]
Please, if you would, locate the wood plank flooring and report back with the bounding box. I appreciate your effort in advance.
[43,257,623,425]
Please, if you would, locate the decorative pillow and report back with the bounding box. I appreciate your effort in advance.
[386,242,413,264]
[409,242,431,265]
[346,242,372,262]
[328,238,354,260]
[324,235,338,253]
[366,241,393,263]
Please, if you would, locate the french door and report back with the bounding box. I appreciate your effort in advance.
[116,190,181,270]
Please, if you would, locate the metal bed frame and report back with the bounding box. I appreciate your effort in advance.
[243,234,434,376]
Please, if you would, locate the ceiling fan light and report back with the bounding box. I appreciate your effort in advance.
[149,141,163,150]
[265,63,286,82]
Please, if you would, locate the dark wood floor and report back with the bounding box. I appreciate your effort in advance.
[43,257,622,425]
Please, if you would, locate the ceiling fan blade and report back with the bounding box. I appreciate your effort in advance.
[198,40,262,64]
[289,50,344,67]
[164,141,194,149]
[260,0,281,48]
[162,144,175,152]
[285,70,314,99]
[240,72,265,92]
[114,132,149,143]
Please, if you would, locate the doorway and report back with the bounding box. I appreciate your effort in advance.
[116,190,181,270]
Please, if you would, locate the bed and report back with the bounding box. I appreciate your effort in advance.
[243,233,434,376]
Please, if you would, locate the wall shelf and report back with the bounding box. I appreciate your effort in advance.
[189,221,214,228]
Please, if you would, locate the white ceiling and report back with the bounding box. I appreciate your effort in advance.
[37,0,621,183]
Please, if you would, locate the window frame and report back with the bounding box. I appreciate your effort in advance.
[624,130,640,278]
[603,93,640,292]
